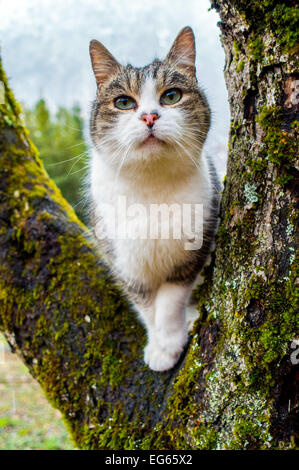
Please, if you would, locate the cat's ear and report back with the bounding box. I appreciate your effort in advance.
[165,26,196,75]
[89,40,120,88]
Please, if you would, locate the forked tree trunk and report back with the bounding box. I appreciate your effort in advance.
[0,0,298,449]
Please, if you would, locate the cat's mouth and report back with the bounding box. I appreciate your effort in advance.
[140,133,163,147]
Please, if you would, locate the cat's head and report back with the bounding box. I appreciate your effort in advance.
[89,27,210,169]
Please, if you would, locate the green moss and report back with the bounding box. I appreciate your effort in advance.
[198,264,297,448]
[230,418,270,450]
[245,157,267,176]
[230,106,297,200]
[78,408,147,450]
[241,271,298,381]
[248,36,264,62]
[231,1,299,53]
[233,40,242,62]
[256,106,298,185]
[216,224,230,244]
[236,60,245,72]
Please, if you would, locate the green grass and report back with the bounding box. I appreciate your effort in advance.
[0,334,74,450]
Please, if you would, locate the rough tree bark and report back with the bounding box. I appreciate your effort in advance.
[0,1,298,450]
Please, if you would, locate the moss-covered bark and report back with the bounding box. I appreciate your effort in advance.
[0,60,180,449]
[0,0,298,449]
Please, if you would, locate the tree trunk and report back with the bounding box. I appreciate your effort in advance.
[0,0,298,450]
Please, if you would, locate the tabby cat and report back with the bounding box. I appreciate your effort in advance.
[89,27,220,371]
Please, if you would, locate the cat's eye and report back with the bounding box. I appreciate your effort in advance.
[160,88,182,106]
[114,96,137,110]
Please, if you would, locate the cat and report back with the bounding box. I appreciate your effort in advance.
[88,26,220,371]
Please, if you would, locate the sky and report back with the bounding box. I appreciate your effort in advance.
[0,0,230,176]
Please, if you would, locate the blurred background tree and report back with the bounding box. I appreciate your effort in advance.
[24,99,88,223]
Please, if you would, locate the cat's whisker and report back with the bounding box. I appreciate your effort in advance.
[181,132,205,146]
[64,141,87,150]
[68,159,89,176]
[68,167,88,176]
[48,152,86,167]
[67,151,89,176]
[114,143,134,183]
[174,138,201,170]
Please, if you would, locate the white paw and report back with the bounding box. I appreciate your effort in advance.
[144,342,180,371]
[144,330,187,372]
[155,326,188,355]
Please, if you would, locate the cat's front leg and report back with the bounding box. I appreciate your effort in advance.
[132,300,159,366]
[145,282,192,372]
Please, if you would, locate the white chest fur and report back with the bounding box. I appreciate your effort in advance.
[90,149,213,289]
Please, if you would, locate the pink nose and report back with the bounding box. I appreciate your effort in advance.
[141,113,159,128]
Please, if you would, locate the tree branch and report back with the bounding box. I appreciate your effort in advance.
[0,59,184,449]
